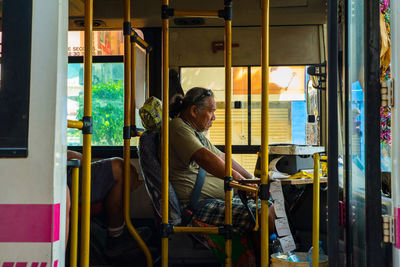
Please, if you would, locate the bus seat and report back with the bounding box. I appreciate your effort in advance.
[138,130,182,225]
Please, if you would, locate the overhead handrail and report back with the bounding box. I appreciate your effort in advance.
[123,0,153,266]
[260,0,270,266]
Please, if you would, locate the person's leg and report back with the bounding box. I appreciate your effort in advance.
[104,158,124,229]
[104,158,142,228]
[96,158,150,257]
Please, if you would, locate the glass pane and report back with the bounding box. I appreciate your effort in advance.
[68,30,126,56]
[250,66,307,145]
[347,0,366,264]
[232,154,258,175]
[67,63,124,146]
[180,67,249,146]
[0,1,32,157]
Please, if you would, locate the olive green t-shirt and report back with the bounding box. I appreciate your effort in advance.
[169,117,225,203]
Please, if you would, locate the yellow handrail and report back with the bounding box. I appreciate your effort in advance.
[131,40,137,133]
[70,165,79,267]
[80,0,93,265]
[312,153,320,267]
[174,226,220,234]
[161,0,170,266]
[123,1,153,266]
[224,1,233,266]
[173,9,220,18]
[133,33,150,49]
[146,52,150,98]
[67,120,83,130]
[260,0,270,266]
[229,182,258,193]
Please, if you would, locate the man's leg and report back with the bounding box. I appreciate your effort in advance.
[103,158,142,233]
[97,157,150,257]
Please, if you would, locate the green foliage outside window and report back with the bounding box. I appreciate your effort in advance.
[73,80,124,145]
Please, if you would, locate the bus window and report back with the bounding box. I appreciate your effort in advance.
[180,66,308,147]
[67,30,146,147]
[67,63,124,146]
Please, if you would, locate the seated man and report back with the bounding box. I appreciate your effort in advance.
[66,151,149,257]
[169,87,276,239]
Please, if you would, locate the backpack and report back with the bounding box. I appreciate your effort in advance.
[139,96,162,132]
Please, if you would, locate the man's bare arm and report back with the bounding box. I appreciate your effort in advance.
[192,148,245,182]
[219,152,254,179]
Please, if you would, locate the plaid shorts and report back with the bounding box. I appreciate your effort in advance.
[187,196,273,236]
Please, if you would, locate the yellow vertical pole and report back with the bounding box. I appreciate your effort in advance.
[146,51,150,98]
[261,0,270,266]
[126,30,153,266]
[312,153,320,267]
[80,0,93,265]
[122,0,132,250]
[70,166,79,267]
[131,40,137,130]
[224,1,232,267]
[161,0,170,266]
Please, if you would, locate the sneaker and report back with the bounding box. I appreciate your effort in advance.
[104,226,152,258]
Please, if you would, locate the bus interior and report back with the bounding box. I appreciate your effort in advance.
[0,0,394,266]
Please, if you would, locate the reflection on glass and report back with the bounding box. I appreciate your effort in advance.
[68,30,129,56]
[347,0,366,264]
[232,154,258,174]
[250,66,307,145]
[180,67,249,146]
[67,63,124,146]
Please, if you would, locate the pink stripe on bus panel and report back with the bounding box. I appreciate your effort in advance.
[31,264,39,267]
[2,263,14,267]
[396,208,400,249]
[52,204,60,242]
[0,204,60,242]
[40,263,47,267]
[53,261,58,267]
[15,263,27,267]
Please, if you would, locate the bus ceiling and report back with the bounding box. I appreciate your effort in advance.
[68,0,327,30]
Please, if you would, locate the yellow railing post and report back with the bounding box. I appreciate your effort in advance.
[261,0,270,266]
[80,0,93,265]
[122,1,153,266]
[131,39,137,134]
[223,1,233,266]
[146,52,150,98]
[312,153,320,267]
[69,161,80,267]
[161,0,170,266]
[122,1,132,260]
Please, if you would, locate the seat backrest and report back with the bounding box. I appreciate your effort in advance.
[138,130,182,225]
